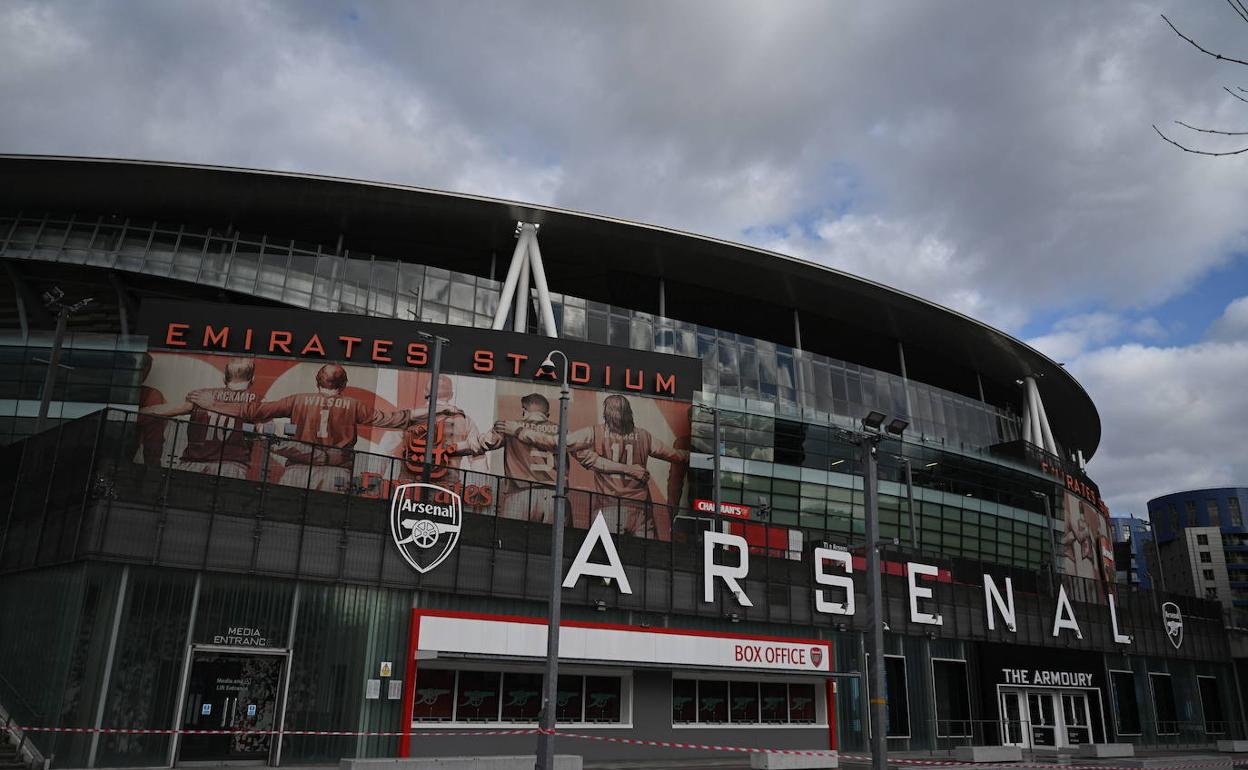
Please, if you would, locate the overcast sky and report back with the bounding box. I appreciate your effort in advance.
[3,0,1247,517]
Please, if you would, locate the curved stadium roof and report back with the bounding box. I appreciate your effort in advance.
[0,154,1100,457]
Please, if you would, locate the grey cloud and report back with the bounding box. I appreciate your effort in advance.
[4,0,1248,513]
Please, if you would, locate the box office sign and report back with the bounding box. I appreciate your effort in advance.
[139,300,703,400]
[414,611,831,673]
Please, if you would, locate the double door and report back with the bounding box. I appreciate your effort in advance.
[1000,689,1091,749]
[178,651,286,763]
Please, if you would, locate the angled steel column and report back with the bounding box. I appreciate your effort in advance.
[492,226,534,330]
[525,230,559,339]
[513,240,531,333]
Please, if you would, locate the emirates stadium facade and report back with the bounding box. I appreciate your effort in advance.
[0,155,1240,767]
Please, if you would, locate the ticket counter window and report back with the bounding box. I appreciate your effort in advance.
[412,669,625,725]
[672,678,821,726]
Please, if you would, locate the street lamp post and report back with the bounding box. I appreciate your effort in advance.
[898,456,916,550]
[535,350,570,770]
[862,434,886,770]
[35,287,93,434]
[1031,490,1056,592]
[853,411,906,770]
[418,332,449,487]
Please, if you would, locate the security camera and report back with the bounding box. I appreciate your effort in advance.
[538,354,557,376]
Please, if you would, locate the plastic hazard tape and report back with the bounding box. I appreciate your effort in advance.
[15,727,1248,769]
[551,732,1248,768]
[549,729,835,756]
[15,727,537,738]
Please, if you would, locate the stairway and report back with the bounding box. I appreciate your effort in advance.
[0,740,28,770]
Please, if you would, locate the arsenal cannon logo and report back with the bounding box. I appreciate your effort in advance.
[390,483,463,574]
[1161,601,1184,650]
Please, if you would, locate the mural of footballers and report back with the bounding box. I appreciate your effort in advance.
[1061,490,1115,597]
[499,393,688,536]
[133,352,168,464]
[138,350,692,539]
[140,357,260,479]
[393,373,491,487]
[464,390,645,523]
[190,363,403,492]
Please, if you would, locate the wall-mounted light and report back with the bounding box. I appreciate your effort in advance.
[593,600,607,612]
[862,411,887,431]
[886,418,909,437]
[726,612,741,623]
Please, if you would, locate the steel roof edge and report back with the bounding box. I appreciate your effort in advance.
[0,154,1101,457]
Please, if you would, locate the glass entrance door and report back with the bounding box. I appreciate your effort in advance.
[1025,692,1058,747]
[1000,690,1027,747]
[1060,692,1091,746]
[179,652,285,763]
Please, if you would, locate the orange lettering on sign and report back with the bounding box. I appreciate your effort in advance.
[166,323,189,347]
[300,334,326,357]
[406,342,428,366]
[203,325,229,348]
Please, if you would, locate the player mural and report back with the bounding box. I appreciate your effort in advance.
[1060,490,1116,598]
[137,350,692,542]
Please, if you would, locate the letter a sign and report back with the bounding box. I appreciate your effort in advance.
[390,483,462,573]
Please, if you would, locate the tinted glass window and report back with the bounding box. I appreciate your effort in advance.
[456,670,500,722]
[412,669,455,721]
[1110,671,1140,735]
[500,672,542,722]
[584,676,621,723]
[933,660,971,738]
[1151,674,1177,734]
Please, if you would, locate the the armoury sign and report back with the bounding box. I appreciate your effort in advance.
[138,300,702,400]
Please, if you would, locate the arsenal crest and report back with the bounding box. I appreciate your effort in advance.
[810,647,824,668]
[1161,601,1184,650]
[390,483,462,574]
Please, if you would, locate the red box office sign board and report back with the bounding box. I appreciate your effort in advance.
[133,299,702,541]
[411,610,833,673]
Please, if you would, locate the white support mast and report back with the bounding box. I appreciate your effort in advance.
[1021,375,1059,456]
[491,222,559,338]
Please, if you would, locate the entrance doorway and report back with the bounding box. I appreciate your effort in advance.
[999,688,1094,749]
[178,651,286,764]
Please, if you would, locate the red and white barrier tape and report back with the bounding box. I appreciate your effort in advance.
[14,726,1248,769]
[14,727,537,738]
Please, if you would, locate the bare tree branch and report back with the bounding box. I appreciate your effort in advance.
[1176,119,1248,135]
[1227,86,1248,103]
[1153,124,1248,155]
[1161,13,1248,66]
[1226,0,1248,25]
[1233,0,1248,24]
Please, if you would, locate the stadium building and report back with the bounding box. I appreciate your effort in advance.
[0,155,1240,768]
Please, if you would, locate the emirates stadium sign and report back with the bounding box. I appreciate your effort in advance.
[138,299,702,400]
